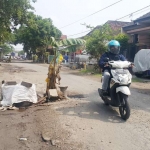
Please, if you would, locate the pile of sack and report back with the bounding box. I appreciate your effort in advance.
[1,81,37,108]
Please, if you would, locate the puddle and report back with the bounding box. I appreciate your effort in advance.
[68,94,87,99]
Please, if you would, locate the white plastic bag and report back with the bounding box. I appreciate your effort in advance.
[11,83,37,104]
[1,84,16,106]
[133,49,150,72]
[1,82,37,107]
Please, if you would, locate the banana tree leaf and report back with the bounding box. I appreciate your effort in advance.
[59,38,86,47]
[58,38,86,52]
[48,37,86,52]
[61,46,77,52]
[46,36,59,48]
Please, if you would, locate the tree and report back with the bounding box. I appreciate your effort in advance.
[0,44,14,55]
[18,50,24,56]
[115,33,129,53]
[14,13,62,61]
[85,24,113,62]
[0,0,36,44]
[45,37,86,98]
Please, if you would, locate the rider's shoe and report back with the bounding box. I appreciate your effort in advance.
[101,90,108,96]
[98,88,108,97]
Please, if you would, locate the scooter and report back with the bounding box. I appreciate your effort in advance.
[98,58,132,120]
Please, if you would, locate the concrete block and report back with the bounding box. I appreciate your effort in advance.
[21,81,32,88]
[5,81,17,86]
[48,89,58,98]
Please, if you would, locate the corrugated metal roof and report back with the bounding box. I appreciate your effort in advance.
[135,12,150,21]
[122,12,150,28]
[122,22,134,28]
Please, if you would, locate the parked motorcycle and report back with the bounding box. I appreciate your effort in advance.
[98,58,132,120]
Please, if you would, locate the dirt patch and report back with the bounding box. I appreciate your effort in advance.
[0,63,82,150]
[68,91,88,99]
[1,63,36,73]
[0,105,82,150]
[131,81,150,95]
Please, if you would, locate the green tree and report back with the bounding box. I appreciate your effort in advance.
[14,13,62,61]
[115,33,129,52]
[18,50,24,56]
[0,44,14,55]
[0,0,36,43]
[85,24,113,62]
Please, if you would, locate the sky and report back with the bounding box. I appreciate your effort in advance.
[14,0,150,50]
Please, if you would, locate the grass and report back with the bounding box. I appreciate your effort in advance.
[132,77,143,82]
[79,69,146,82]
[80,69,92,74]
[80,69,102,77]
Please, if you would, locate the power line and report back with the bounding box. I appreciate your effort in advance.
[116,5,150,21]
[60,0,123,29]
[132,8,150,17]
[68,5,150,37]
[128,8,150,21]
[68,30,91,37]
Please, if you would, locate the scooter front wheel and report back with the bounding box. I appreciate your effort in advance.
[119,93,130,120]
[98,88,109,105]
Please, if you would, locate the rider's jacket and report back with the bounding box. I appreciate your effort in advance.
[99,52,126,72]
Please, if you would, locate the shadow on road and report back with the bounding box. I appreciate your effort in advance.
[55,101,125,123]
[55,90,126,123]
[56,88,150,123]
[132,87,150,96]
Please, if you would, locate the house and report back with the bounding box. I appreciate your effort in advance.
[122,12,150,61]
[83,20,130,37]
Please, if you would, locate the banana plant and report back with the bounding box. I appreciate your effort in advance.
[46,37,86,98]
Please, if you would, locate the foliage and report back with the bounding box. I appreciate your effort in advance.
[14,13,62,60]
[80,68,101,75]
[0,0,36,44]
[132,77,143,82]
[18,50,24,56]
[0,44,14,54]
[58,38,86,52]
[115,33,129,51]
[32,54,38,62]
[85,24,113,61]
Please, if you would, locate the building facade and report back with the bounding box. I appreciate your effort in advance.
[122,12,150,61]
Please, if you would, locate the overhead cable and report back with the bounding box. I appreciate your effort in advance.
[68,30,91,37]
[68,5,150,37]
[60,0,123,29]
[116,5,150,21]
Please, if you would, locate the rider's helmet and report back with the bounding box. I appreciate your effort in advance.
[108,40,120,54]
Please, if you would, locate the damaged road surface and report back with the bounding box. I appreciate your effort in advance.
[0,61,150,150]
[0,63,80,150]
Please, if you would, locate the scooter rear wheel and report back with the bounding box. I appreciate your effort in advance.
[119,93,130,120]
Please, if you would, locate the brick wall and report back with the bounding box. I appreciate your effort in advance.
[138,34,150,48]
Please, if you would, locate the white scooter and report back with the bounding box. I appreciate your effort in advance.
[98,58,132,120]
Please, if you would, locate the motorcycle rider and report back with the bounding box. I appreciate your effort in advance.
[99,40,126,96]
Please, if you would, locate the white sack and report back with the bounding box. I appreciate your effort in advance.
[1,83,37,107]
[1,84,16,106]
[133,49,150,72]
[11,83,37,104]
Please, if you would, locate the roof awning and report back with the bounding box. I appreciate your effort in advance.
[126,26,150,34]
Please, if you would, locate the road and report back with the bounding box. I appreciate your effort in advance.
[0,61,150,150]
